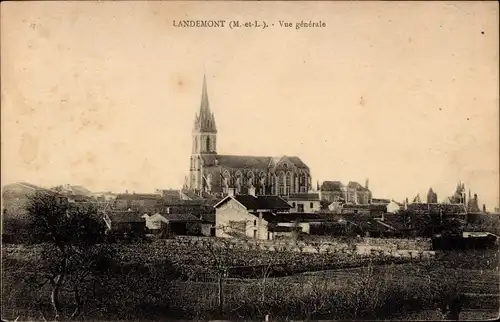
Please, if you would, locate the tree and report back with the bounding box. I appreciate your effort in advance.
[24,191,114,321]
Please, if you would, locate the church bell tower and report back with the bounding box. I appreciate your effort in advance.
[189,75,217,190]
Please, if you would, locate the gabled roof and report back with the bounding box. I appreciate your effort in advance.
[235,195,292,210]
[347,181,369,191]
[214,195,292,211]
[180,190,205,201]
[165,213,202,223]
[107,211,145,223]
[161,189,183,201]
[115,193,162,201]
[320,181,344,191]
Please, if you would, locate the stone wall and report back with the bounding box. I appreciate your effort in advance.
[170,236,435,259]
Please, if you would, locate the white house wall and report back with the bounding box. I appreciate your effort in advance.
[215,198,270,239]
[288,200,321,213]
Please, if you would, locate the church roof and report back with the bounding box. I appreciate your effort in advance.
[193,75,217,133]
[200,154,309,170]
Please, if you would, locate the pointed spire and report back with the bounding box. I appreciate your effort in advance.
[201,73,210,114]
[193,74,217,133]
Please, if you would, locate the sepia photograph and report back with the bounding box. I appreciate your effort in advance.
[1,1,499,321]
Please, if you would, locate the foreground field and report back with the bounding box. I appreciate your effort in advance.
[2,240,499,321]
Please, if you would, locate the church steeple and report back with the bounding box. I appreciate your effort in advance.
[193,74,217,133]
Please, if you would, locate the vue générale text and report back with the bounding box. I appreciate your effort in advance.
[172,20,327,30]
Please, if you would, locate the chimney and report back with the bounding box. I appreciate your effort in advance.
[248,186,256,197]
[227,188,235,197]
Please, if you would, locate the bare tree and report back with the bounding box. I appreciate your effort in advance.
[24,191,114,321]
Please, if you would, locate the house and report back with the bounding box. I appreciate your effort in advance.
[165,213,208,236]
[341,204,371,215]
[142,213,168,231]
[386,200,401,214]
[113,192,162,212]
[271,212,330,234]
[286,193,321,213]
[328,201,343,214]
[103,211,146,237]
[319,180,372,204]
[214,190,292,240]
[319,181,345,203]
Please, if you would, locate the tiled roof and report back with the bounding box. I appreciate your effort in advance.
[234,195,292,210]
[161,189,182,201]
[161,199,207,206]
[107,212,145,223]
[287,193,320,201]
[115,193,162,201]
[165,213,202,222]
[320,181,344,191]
[266,212,328,223]
[180,190,205,201]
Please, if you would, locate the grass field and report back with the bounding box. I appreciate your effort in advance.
[2,241,499,321]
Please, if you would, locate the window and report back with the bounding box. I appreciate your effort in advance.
[297,204,304,213]
[310,202,314,209]
[253,230,257,239]
[292,202,296,207]
[285,172,292,196]
[254,220,257,226]
[206,137,210,151]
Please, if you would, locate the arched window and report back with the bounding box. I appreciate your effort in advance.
[285,172,292,196]
[222,170,231,188]
[206,137,210,152]
[235,171,243,194]
[278,172,285,196]
[247,171,254,187]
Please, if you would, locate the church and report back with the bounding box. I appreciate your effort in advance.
[187,76,312,197]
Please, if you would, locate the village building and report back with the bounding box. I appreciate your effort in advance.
[103,210,146,237]
[187,76,312,198]
[213,191,292,240]
[319,180,372,204]
[113,192,163,212]
[285,192,321,213]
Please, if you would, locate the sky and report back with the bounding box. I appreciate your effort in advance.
[1,1,499,209]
